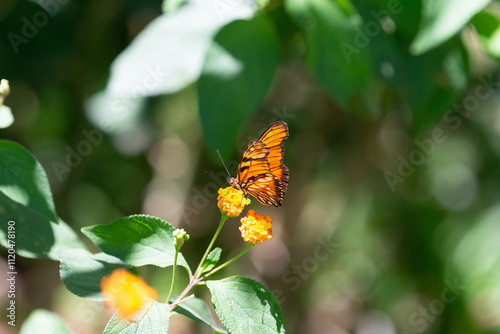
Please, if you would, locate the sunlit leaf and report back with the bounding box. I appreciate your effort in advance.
[207,276,285,334]
[198,14,280,158]
[0,140,84,259]
[82,215,191,274]
[103,302,170,334]
[106,0,256,98]
[410,0,491,54]
[173,296,227,333]
[0,140,57,222]
[162,0,187,13]
[60,249,135,301]
[84,90,146,135]
[201,247,222,273]
[19,309,70,334]
[453,205,500,288]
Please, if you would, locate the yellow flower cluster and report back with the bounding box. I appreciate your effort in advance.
[217,187,251,217]
[239,209,273,244]
[101,268,157,321]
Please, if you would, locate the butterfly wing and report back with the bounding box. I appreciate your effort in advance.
[257,121,289,195]
[237,140,271,183]
[236,121,289,206]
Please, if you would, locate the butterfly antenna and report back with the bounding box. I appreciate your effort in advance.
[217,149,232,177]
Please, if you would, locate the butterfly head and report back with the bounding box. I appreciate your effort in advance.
[227,177,238,188]
[228,177,247,193]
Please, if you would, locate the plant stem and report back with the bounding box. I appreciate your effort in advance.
[194,214,228,278]
[169,276,202,312]
[176,294,195,305]
[203,242,253,279]
[166,248,178,303]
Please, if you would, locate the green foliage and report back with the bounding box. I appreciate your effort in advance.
[106,0,255,98]
[82,215,191,274]
[472,9,500,59]
[286,0,371,108]
[198,14,280,157]
[0,140,84,259]
[207,276,285,334]
[59,250,135,301]
[411,0,491,54]
[0,137,280,332]
[19,309,71,334]
[0,140,57,223]
[162,0,187,13]
[4,0,500,333]
[173,296,227,333]
[103,303,170,334]
[201,247,222,274]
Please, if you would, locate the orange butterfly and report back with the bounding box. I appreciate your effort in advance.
[227,121,289,207]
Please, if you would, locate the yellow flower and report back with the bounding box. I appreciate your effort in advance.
[217,187,251,217]
[239,209,273,244]
[101,268,157,321]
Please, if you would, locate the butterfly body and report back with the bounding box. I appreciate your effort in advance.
[229,121,289,207]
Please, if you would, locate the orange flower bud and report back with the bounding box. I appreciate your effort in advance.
[239,209,273,244]
[101,269,157,321]
[217,187,251,217]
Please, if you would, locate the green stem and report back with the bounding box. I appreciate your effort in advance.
[203,242,253,279]
[194,214,228,278]
[166,248,179,303]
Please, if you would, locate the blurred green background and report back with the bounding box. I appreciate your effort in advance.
[2,0,500,333]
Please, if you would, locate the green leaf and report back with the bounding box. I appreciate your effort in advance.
[60,249,135,301]
[0,191,52,258]
[0,105,14,128]
[365,0,422,38]
[84,90,146,135]
[453,204,500,289]
[82,215,191,274]
[0,140,85,259]
[202,247,222,273]
[472,10,500,59]
[410,0,491,55]
[472,10,499,37]
[0,140,57,222]
[106,0,256,98]
[162,0,187,13]
[286,0,371,108]
[103,302,170,334]
[207,276,285,334]
[173,295,227,333]
[50,219,89,259]
[198,14,280,158]
[19,309,71,334]
[405,44,469,132]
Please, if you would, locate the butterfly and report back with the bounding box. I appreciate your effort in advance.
[226,121,289,207]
